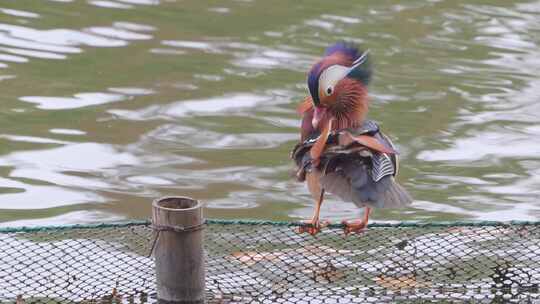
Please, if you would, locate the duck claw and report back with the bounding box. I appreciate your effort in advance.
[297,219,329,236]
[342,219,368,236]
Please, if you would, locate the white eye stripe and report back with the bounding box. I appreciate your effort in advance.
[352,49,370,67]
[318,65,349,96]
[318,50,370,97]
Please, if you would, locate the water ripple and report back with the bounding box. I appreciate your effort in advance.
[1,0,540,224]
[20,92,126,110]
[159,39,315,72]
[0,20,154,67]
[89,1,133,9]
[109,92,291,120]
[0,8,40,19]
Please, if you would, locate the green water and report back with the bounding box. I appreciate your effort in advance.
[0,0,538,226]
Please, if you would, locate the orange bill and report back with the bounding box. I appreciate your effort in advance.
[339,132,397,154]
[297,96,313,115]
[310,119,333,161]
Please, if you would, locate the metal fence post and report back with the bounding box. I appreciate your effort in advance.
[152,196,205,304]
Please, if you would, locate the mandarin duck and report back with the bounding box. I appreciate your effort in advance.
[291,42,412,235]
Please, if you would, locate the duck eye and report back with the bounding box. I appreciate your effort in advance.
[326,87,333,95]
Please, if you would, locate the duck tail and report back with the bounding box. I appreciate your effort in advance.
[373,176,413,208]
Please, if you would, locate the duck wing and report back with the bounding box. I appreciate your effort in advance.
[291,120,412,208]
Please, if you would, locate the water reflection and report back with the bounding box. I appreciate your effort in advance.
[0,210,122,227]
[89,0,159,9]
[49,129,87,135]
[160,39,314,72]
[0,0,539,225]
[0,20,154,67]
[0,176,105,209]
[0,142,139,182]
[89,1,134,9]
[0,52,26,63]
[109,92,290,120]
[0,8,40,19]
[412,0,540,220]
[20,92,126,110]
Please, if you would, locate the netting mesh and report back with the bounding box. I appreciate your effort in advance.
[0,221,539,303]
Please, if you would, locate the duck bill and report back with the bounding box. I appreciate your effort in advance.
[312,106,328,129]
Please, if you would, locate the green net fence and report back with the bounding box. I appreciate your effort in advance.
[1,220,540,303]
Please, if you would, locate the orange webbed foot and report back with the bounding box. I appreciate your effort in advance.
[297,219,329,236]
[342,219,368,236]
[342,207,371,236]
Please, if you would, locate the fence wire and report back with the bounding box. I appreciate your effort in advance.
[0,220,539,303]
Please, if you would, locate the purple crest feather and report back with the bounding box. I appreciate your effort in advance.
[324,41,360,62]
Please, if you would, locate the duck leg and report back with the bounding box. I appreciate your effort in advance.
[298,189,326,235]
[298,171,327,235]
[342,207,371,235]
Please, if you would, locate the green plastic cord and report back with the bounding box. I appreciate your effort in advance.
[0,220,150,233]
[207,219,540,228]
[0,219,539,233]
